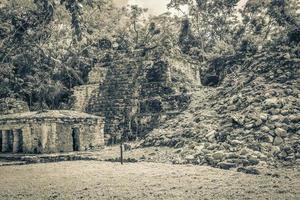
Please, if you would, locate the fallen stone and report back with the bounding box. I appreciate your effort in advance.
[230,140,243,146]
[255,119,263,127]
[185,155,195,160]
[194,145,204,152]
[289,114,300,123]
[275,128,288,138]
[248,158,260,165]
[217,162,237,170]
[261,126,271,133]
[260,113,269,121]
[206,130,216,142]
[237,167,260,175]
[226,153,239,159]
[273,136,284,146]
[265,98,281,108]
[240,148,251,155]
[212,151,225,160]
[207,144,219,150]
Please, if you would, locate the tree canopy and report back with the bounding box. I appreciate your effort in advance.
[0,0,299,108]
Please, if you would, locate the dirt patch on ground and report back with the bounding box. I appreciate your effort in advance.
[0,161,299,200]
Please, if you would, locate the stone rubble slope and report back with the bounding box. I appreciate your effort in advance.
[140,63,300,172]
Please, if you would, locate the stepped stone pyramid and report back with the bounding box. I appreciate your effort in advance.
[72,56,199,144]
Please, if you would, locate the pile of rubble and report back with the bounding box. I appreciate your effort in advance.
[140,61,300,172]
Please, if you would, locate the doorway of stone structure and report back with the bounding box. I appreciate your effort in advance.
[0,131,2,152]
[7,130,13,152]
[72,128,80,151]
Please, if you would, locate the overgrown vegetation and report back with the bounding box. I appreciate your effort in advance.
[0,0,180,110]
[170,0,299,85]
[0,0,299,108]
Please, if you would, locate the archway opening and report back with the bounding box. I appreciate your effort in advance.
[7,130,13,152]
[0,131,2,152]
[72,128,80,151]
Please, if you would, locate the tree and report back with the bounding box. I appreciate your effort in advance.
[168,0,239,59]
[0,0,124,109]
[167,0,299,84]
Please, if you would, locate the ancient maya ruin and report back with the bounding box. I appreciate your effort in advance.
[0,110,104,154]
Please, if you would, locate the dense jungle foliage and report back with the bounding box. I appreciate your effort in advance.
[0,0,299,110]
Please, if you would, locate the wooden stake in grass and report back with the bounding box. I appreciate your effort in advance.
[120,142,123,165]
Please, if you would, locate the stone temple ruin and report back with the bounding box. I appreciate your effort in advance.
[71,55,199,144]
[0,99,104,154]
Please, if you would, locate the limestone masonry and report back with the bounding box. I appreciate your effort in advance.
[0,110,104,153]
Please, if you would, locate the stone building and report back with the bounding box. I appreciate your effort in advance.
[0,110,104,153]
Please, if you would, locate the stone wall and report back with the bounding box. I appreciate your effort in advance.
[72,84,100,112]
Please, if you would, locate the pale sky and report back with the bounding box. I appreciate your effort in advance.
[128,0,187,16]
[114,0,248,15]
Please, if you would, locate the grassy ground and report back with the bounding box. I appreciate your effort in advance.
[0,160,299,200]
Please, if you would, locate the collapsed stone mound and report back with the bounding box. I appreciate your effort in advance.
[140,54,300,170]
